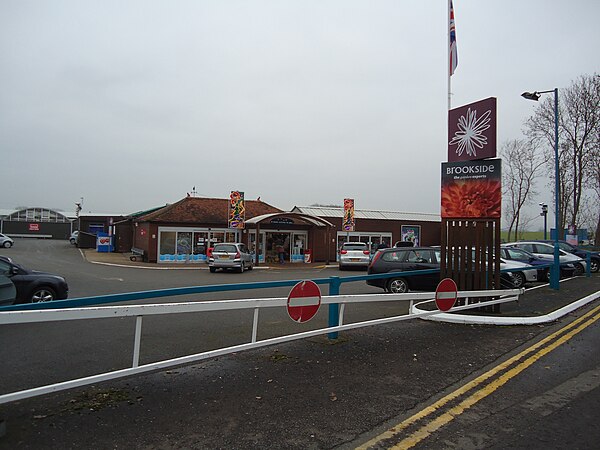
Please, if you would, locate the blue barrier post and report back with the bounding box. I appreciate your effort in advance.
[328,276,341,340]
[586,252,591,278]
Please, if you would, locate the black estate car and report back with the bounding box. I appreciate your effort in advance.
[0,256,69,305]
[367,246,518,293]
[367,247,442,293]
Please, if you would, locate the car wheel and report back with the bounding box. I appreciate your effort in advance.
[30,287,56,303]
[543,268,551,282]
[387,278,409,294]
[209,267,216,273]
[338,265,345,271]
[2,241,12,248]
[590,259,599,273]
[512,272,526,289]
[69,239,76,244]
[573,262,584,276]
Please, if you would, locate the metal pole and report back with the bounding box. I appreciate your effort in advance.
[328,276,341,340]
[551,88,560,290]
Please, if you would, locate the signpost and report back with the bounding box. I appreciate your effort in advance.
[287,280,321,323]
[435,278,458,312]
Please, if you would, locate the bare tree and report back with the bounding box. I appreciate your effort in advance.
[525,73,600,233]
[587,136,600,242]
[501,139,544,242]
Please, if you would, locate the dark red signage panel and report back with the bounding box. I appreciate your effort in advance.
[448,97,497,162]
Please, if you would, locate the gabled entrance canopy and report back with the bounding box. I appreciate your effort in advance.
[245,212,334,228]
[245,212,334,265]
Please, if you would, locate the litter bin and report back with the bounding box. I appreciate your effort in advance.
[304,249,312,263]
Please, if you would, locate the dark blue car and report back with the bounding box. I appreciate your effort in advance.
[499,246,575,281]
[535,240,599,273]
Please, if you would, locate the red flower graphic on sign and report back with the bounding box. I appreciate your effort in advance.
[441,179,501,218]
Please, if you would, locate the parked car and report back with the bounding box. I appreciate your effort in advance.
[0,257,69,304]
[338,242,370,270]
[500,245,576,281]
[367,246,517,293]
[499,258,538,288]
[69,230,79,245]
[208,243,254,273]
[0,233,14,248]
[504,241,587,276]
[535,240,599,273]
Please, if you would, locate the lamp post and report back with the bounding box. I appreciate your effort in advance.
[522,88,560,289]
[539,203,548,240]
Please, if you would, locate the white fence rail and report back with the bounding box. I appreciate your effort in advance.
[0,289,521,405]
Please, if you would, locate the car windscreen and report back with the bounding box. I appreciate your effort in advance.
[213,245,237,253]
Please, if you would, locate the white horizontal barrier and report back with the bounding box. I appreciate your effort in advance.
[0,289,522,405]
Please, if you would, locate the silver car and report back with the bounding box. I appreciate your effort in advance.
[208,243,254,273]
[0,233,14,248]
[505,241,587,276]
[338,242,370,270]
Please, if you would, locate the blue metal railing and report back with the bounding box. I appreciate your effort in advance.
[0,261,584,338]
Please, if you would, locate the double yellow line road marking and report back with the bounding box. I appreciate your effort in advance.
[357,303,600,450]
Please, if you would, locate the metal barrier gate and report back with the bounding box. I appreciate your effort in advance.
[0,288,521,405]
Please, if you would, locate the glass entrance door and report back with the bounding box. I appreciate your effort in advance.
[291,233,307,263]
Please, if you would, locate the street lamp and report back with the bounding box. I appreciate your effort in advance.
[539,203,548,240]
[522,88,560,289]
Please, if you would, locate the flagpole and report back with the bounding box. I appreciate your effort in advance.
[448,0,451,110]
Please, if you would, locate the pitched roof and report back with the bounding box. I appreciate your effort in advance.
[292,206,440,222]
[137,197,282,223]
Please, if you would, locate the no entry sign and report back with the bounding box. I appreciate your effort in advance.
[287,280,321,323]
[435,278,458,312]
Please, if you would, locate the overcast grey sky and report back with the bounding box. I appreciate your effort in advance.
[1,0,599,216]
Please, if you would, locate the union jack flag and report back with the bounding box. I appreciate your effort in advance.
[449,1,458,76]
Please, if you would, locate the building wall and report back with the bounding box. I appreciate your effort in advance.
[1,221,72,239]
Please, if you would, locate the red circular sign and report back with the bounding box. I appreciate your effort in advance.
[435,278,458,312]
[287,280,321,323]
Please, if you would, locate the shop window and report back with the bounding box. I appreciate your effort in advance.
[160,232,176,255]
[177,232,192,255]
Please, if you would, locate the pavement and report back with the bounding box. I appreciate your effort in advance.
[80,248,334,270]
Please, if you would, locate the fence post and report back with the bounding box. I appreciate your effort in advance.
[586,252,591,277]
[328,276,341,340]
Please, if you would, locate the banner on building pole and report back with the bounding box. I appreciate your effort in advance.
[343,198,355,232]
[228,191,245,229]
